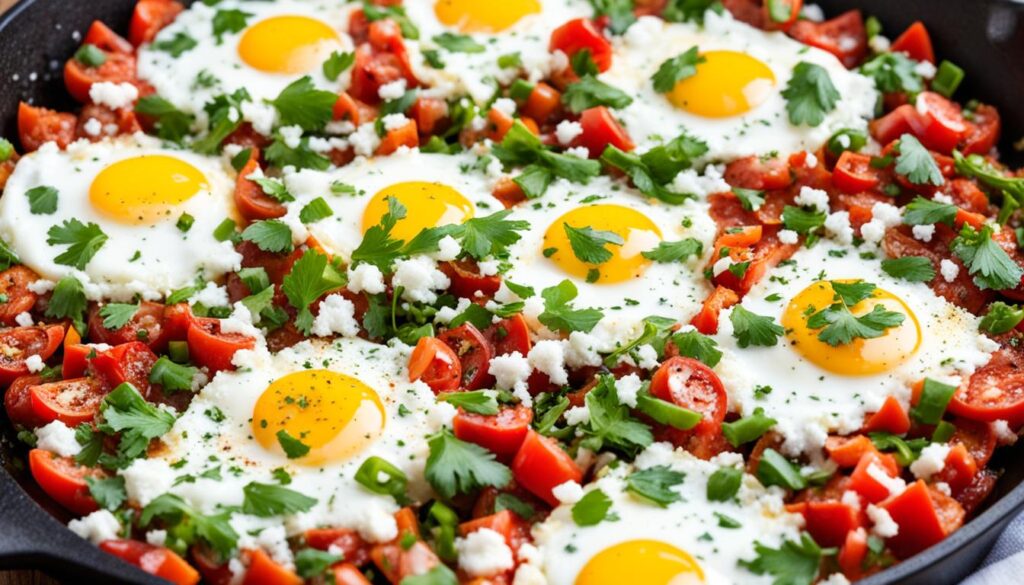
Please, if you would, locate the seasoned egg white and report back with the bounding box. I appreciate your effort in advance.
[601,12,878,160]
[713,241,998,455]
[524,443,802,585]
[0,135,241,301]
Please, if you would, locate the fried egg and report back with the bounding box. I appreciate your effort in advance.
[600,12,878,159]
[281,150,505,261]
[0,135,240,301]
[524,443,802,585]
[502,175,716,330]
[713,241,998,455]
[137,0,353,116]
[400,0,592,103]
[118,338,450,546]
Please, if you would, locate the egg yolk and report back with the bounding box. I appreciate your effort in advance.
[252,370,385,466]
[238,16,341,74]
[434,0,541,33]
[782,280,922,376]
[543,204,662,284]
[89,155,209,225]
[666,50,776,118]
[361,181,475,243]
[576,540,705,585]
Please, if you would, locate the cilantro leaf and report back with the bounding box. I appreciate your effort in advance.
[281,249,345,334]
[671,330,722,367]
[440,390,500,415]
[149,356,198,393]
[881,256,936,282]
[299,197,333,224]
[135,95,193,142]
[572,489,616,526]
[100,303,139,330]
[564,224,624,264]
[252,177,294,203]
[212,9,251,43]
[152,31,197,57]
[782,62,840,127]
[242,482,318,517]
[781,205,826,234]
[729,306,784,348]
[295,548,343,579]
[860,52,924,95]
[265,135,332,171]
[625,465,684,507]
[47,219,108,269]
[539,280,604,333]
[662,0,723,23]
[26,186,58,214]
[829,280,877,306]
[733,187,765,212]
[641,238,703,263]
[580,375,653,455]
[951,224,1024,290]
[322,51,355,81]
[641,131,709,184]
[241,220,293,253]
[651,46,704,93]
[895,134,943,186]
[902,195,957,226]
[739,533,823,585]
[433,32,485,52]
[86,476,127,511]
[492,122,600,195]
[562,76,634,113]
[0,236,19,271]
[99,383,177,462]
[589,0,637,34]
[192,88,249,154]
[45,276,87,324]
[425,429,511,499]
[448,210,530,260]
[807,289,906,347]
[140,493,239,557]
[269,76,338,132]
[601,146,690,204]
[277,429,310,459]
[953,150,1024,203]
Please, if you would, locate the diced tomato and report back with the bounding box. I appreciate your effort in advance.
[485,314,532,357]
[29,377,106,426]
[910,92,968,153]
[76,104,142,141]
[408,337,462,393]
[161,303,194,345]
[716,225,763,248]
[83,21,132,53]
[233,149,286,222]
[349,45,416,105]
[649,357,727,437]
[5,375,45,429]
[61,342,91,379]
[491,177,527,209]
[0,265,40,326]
[333,92,363,125]
[64,50,140,104]
[91,341,158,394]
[788,10,867,68]
[453,404,533,459]
[18,102,77,152]
[242,549,301,585]
[690,286,739,335]
[332,564,372,585]
[849,451,900,503]
[88,301,170,352]
[439,323,495,390]
[236,240,304,286]
[190,546,233,585]
[832,151,882,194]
[0,325,65,385]
[439,259,501,299]
[950,418,996,468]
[762,0,802,31]
[869,104,918,146]
[960,104,1000,155]
[825,435,879,467]
[129,0,184,46]
[837,528,869,580]
[100,540,200,585]
[863,396,911,435]
[549,18,613,72]
[186,317,256,373]
[522,82,562,123]
[721,0,765,28]
[955,469,998,515]
[936,443,978,495]
[511,430,582,506]
[410,97,448,136]
[370,510,440,584]
[890,21,935,64]
[949,348,1024,426]
[576,106,634,157]
[723,155,792,190]
[790,500,860,547]
[304,528,370,566]
[377,120,419,155]
[28,449,102,515]
[881,480,964,559]
[459,510,529,572]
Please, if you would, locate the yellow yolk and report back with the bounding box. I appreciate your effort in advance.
[252,370,385,466]
[434,0,541,33]
[361,181,474,243]
[576,540,705,585]
[666,50,776,118]
[238,16,340,74]
[89,155,208,225]
[543,204,662,284]
[782,280,922,376]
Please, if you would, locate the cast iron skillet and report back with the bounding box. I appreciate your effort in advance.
[0,0,1023,583]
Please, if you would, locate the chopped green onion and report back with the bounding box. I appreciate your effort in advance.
[168,341,190,364]
[756,449,806,490]
[354,456,408,503]
[0,138,13,162]
[721,408,777,447]
[826,128,868,155]
[706,466,742,502]
[176,213,195,233]
[932,60,964,98]
[213,218,237,242]
[427,501,459,562]
[509,79,535,102]
[635,392,701,430]
[932,420,957,443]
[75,44,106,67]
[910,378,957,425]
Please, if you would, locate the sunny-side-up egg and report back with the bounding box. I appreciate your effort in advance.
[280,150,506,261]
[137,0,353,116]
[400,0,592,103]
[502,174,716,329]
[712,240,999,456]
[118,337,451,550]
[522,443,803,585]
[600,11,878,158]
[0,135,240,301]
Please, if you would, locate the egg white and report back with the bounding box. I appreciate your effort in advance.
[712,240,999,456]
[525,443,802,585]
[601,12,878,160]
[0,135,241,301]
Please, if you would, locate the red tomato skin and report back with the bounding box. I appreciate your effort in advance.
[453,405,534,459]
[792,500,861,548]
[549,18,613,72]
[890,21,935,64]
[100,540,200,585]
[511,430,583,506]
[832,151,881,194]
[0,325,65,385]
[788,10,867,68]
[576,106,634,157]
[485,314,532,357]
[439,259,501,299]
[91,341,159,394]
[407,337,462,393]
[88,301,169,352]
[242,549,302,585]
[187,318,256,373]
[29,377,106,426]
[862,396,911,435]
[304,528,370,566]
[129,0,184,47]
[18,102,77,152]
[28,449,100,516]
[849,451,900,504]
[234,149,286,222]
[438,323,495,390]
[4,375,46,429]
[0,266,40,326]
[881,480,963,559]
[649,356,728,437]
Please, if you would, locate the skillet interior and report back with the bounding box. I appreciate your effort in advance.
[0,0,1021,583]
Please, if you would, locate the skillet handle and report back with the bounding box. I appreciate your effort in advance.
[0,470,162,583]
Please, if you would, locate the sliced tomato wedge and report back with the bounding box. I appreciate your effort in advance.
[129,0,184,46]
[862,396,911,435]
[832,151,882,194]
[28,449,102,515]
[649,357,728,437]
[949,349,1024,426]
[64,50,140,104]
[91,341,159,394]
[453,404,533,459]
[849,451,900,504]
[511,429,583,506]
[576,106,634,157]
[88,301,169,351]
[304,528,370,566]
[837,528,869,580]
[0,266,39,326]
[438,259,501,299]
[438,323,495,390]
[788,9,867,68]
[910,92,968,153]
[788,499,860,548]
[825,435,879,468]
[241,549,302,585]
[83,20,133,53]
[377,119,419,155]
[724,155,792,190]
[485,314,532,357]
[881,480,964,559]
[0,324,64,385]
[233,149,286,222]
[408,337,462,393]
[187,317,256,373]
[100,540,200,585]
[4,375,45,429]
[960,103,1000,155]
[890,21,935,64]
[690,286,740,335]
[29,377,106,426]
[549,18,613,72]
[18,102,77,152]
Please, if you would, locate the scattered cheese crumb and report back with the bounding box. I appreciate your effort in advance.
[311,294,360,338]
[456,528,515,577]
[528,340,568,386]
[867,504,900,538]
[35,420,81,457]
[24,354,45,373]
[14,312,33,327]
[88,81,139,109]
[347,263,386,295]
[68,510,121,544]
[910,443,950,479]
[552,481,584,504]
[377,79,407,101]
[940,259,960,283]
[912,224,935,242]
[795,186,830,212]
[777,229,799,245]
[555,120,583,145]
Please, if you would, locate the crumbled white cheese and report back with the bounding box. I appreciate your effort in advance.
[349,122,382,157]
[564,405,591,426]
[555,120,583,146]
[456,528,515,577]
[492,98,517,117]
[552,480,584,504]
[940,259,960,283]
[992,420,1019,445]
[910,443,950,479]
[120,458,174,507]
[869,34,891,53]
[801,3,825,21]
[35,421,81,457]
[378,79,407,101]
[68,510,121,545]
[27,279,56,294]
[777,229,799,245]
[867,504,900,538]
[382,113,409,132]
[392,256,450,303]
[795,186,830,212]
[347,263,386,295]
[820,573,852,585]
[933,192,955,205]
[311,294,360,338]
[825,211,855,245]
[860,203,903,244]
[241,101,278,136]
[565,146,589,159]
[431,235,462,262]
[488,351,532,404]
[89,81,139,109]
[563,332,602,368]
[146,530,168,547]
[279,125,303,149]
[528,340,568,386]
[912,224,936,242]
[914,60,937,79]
[615,374,642,408]
[633,344,659,370]
[867,462,907,498]
[83,117,102,137]
[14,312,33,327]
[805,151,819,168]
[189,282,229,308]
[24,354,45,373]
